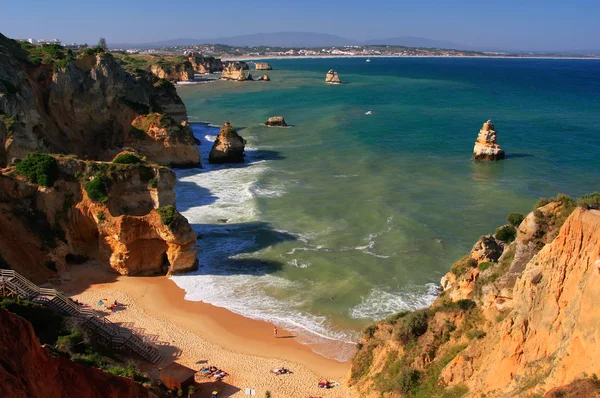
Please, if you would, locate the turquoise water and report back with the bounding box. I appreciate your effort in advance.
[171,58,600,361]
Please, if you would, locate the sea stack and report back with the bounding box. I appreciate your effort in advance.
[265,116,288,127]
[258,74,271,81]
[208,122,246,163]
[255,62,273,70]
[473,120,505,161]
[325,69,341,84]
[221,62,247,81]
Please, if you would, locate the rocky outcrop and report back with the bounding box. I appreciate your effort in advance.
[0,156,198,282]
[0,307,153,398]
[149,61,194,82]
[254,62,273,70]
[208,122,246,163]
[187,52,223,74]
[221,62,247,81]
[0,33,198,167]
[129,113,200,167]
[349,196,600,398]
[265,116,287,127]
[473,120,505,161]
[257,74,270,81]
[325,69,341,84]
[246,72,254,81]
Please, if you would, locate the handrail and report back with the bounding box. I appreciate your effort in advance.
[0,269,161,363]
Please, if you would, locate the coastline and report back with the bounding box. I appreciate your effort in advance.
[58,262,350,397]
[224,54,600,61]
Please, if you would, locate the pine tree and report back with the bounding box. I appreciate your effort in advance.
[98,37,107,51]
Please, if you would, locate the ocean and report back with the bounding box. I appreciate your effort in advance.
[171,57,600,361]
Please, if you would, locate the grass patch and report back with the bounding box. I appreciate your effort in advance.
[15,152,59,187]
[156,205,179,228]
[478,262,492,272]
[450,255,477,276]
[112,153,142,164]
[84,176,109,203]
[351,344,375,380]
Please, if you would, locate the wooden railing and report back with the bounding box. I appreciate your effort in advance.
[0,269,162,364]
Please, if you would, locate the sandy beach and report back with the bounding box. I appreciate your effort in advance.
[55,262,351,398]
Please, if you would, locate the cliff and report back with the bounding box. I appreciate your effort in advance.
[150,61,195,82]
[0,153,198,282]
[208,122,246,163]
[0,307,154,398]
[349,194,600,397]
[0,33,199,167]
[221,62,248,81]
[187,52,224,74]
[473,120,505,161]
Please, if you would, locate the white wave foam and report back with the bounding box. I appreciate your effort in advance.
[349,284,440,321]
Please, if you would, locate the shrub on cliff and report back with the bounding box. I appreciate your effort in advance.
[0,299,65,344]
[507,212,525,227]
[112,153,142,164]
[393,309,429,345]
[156,205,179,228]
[15,152,59,187]
[84,177,109,203]
[577,192,600,210]
[495,225,517,243]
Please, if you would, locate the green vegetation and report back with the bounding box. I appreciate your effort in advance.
[466,329,486,340]
[393,309,429,345]
[350,344,374,380]
[21,43,74,67]
[478,262,492,272]
[82,46,105,56]
[398,368,421,394]
[450,255,477,276]
[15,152,59,187]
[507,212,525,227]
[84,176,109,203]
[495,225,517,243]
[148,177,158,189]
[112,153,142,164]
[156,205,179,228]
[0,298,65,344]
[456,299,476,311]
[96,211,106,222]
[0,114,19,132]
[577,192,600,210]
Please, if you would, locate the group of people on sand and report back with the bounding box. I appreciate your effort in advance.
[271,367,291,376]
[200,366,229,381]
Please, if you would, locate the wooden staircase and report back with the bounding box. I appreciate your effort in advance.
[0,269,163,364]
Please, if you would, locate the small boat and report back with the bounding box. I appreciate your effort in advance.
[365,111,372,115]
[366,57,371,62]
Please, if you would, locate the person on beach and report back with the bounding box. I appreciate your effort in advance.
[273,326,278,338]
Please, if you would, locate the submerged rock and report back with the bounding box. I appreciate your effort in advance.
[265,116,288,127]
[325,69,341,84]
[208,122,246,163]
[473,120,505,161]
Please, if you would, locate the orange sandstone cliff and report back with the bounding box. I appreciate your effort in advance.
[349,196,600,397]
[0,307,154,398]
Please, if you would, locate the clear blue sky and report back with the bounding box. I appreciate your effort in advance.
[2,0,598,51]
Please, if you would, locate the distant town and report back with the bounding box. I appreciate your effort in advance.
[19,37,600,59]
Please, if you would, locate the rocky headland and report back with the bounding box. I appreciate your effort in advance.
[208,122,246,163]
[265,116,288,127]
[187,52,224,74]
[349,193,600,397]
[473,120,505,161]
[254,62,273,70]
[325,69,342,84]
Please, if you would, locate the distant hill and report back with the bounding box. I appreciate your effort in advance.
[363,36,469,50]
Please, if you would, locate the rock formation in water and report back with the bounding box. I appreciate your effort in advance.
[221,62,247,81]
[349,194,600,397]
[473,120,505,161]
[258,74,271,81]
[150,61,194,82]
[0,307,153,398]
[0,154,198,281]
[265,116,288,127]
[246,72,254,81]
[254,62,273,70]
[0,33,199,167]
[187,52,224,74]
[325,69,341,83]
[208,122,246,163]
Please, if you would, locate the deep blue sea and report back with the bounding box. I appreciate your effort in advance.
[172,57,600,361]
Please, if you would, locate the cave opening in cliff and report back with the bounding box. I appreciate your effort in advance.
[161,252,170,274]
[65,254,88,265]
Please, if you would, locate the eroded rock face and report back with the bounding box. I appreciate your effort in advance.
[473,120,505,161]
[325,69,341,83]
[0,33,196,167]
[254,62,273,70]
[221,62,247,81]
[0,157,198,281]
[150,61,194,82]
[208,122,246,163]
[265,116,288,127]
[0,307,153,398]
[187,52,224,74]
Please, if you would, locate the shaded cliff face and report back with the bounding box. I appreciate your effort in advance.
[150,61,194,82]
[0,34,199,167]
[0,307,153,398]
[349,199,600,397]
[0,156,198,282]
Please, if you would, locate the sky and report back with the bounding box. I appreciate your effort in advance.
[2,0,599,51]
